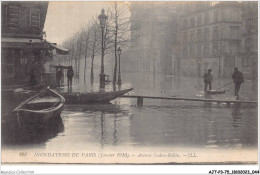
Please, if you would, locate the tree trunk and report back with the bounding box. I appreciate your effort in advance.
[84,46,88,82]
[77,50,81,76]
[74,58,77,76]
[90,56,94,85]
[113,45,118,85]
[113,24,118,85]
[84,57,87,83]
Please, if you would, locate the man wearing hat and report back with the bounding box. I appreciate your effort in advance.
[203,69,213,92]
[232,67,244,96]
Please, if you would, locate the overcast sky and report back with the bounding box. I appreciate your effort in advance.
[43,2,111,45]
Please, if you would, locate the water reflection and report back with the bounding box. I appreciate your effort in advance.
[100,113,105,148]
[58,103,133,149]
[231,104,243,128]
[2,115,64,145]
[113,114,118,146]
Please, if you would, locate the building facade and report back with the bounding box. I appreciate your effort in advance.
[123,2,183,76]
[123,2,256,80]
[1,1,49,85]
[240,1,258,80]
[179,2,243,78]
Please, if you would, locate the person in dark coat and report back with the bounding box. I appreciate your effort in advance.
[56,68,62,87]
[67,66,74,90]
[29,67,37,86]
[203,69,213,92]
[232,67,244,96]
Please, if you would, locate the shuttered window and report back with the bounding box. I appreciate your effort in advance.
[7,5,20,32]
[30,8,40,34]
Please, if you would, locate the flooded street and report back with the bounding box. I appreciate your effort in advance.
[2,73,257,154]
[1,0,258,170]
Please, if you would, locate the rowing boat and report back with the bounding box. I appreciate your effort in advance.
[13,87,133,104]
[60,88,133,104]
[13,88,65,127]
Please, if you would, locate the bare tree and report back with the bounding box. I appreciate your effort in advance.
[109,2,139,85]
[89,18,101,85]
[65,36,77,67]
[75,32,84,77]
[81,26,91,82]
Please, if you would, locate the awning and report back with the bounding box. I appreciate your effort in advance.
[1,37,69,55]
[50,43,69,55]
[1,37,50,49]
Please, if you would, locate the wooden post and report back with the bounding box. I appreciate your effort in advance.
[137,96,143,107]
[226,102,230,107]
[16,112,21,128]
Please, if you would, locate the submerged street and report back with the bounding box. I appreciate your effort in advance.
[2,73,257,153]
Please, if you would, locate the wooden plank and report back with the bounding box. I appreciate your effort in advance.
[120,95,257,104]
[137,97,143,107]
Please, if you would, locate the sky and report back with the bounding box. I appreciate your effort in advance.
[43,2,111,45]
[43,1,219,46]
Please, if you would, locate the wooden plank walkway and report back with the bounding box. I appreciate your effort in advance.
[120,95,257,107]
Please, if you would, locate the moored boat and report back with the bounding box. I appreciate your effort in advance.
[60,88,133,104]
[13,88,65,127]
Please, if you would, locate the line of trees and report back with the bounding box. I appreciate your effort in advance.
[62,2,139,86]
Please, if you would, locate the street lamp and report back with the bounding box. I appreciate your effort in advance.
[117,47,122,85]
[98,9,108,89]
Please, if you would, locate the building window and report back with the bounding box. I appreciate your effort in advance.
[197,15,202,26]
[245,38,251,52]
[204,13,209,25]
[203,44,210,57]
[190,31,195,43]
[203,28,210,41]
[183,19,188,28]
[30,8,41,34]
[213,43,219,57]
[192,31,195,42]
[246,18,257,32]
[6,5,20,32]
[190,18,195,27]
[190,45,195,57]
[196,29,202,41]
[183,46,188,58]
[231,11,239,22]
[253,17,257,31]
[230,43,239,55]
[230,26,239,39]
[214,10,218,22]
[187,45,190,57]
[183,32,188,44]
[197,44,202,57]
[212,27,219,40]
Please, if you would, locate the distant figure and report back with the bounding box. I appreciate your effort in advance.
[67,66,74,90]
[40,63,45,82]
[56,68,62,87]
[29,67,37,86]
[203,69,213,92]
[60,69,64,85]
[232,67,244,96]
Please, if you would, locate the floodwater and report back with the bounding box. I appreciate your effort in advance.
[1,73,258,159]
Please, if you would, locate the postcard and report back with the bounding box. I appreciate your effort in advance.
[1,1,258,169]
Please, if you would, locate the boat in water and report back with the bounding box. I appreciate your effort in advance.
[13,88,65,127]
[60,88,133,104]
[13,86,133,104]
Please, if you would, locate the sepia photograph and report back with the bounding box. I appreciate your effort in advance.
[1,0,258,171]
